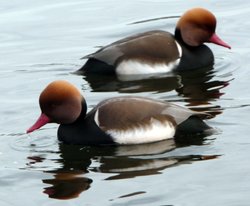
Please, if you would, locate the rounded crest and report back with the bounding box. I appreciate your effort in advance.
[39,80,84,124]
[176,8,217,46]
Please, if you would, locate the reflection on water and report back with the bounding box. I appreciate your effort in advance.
[26,139,219,200]
[43,174,92,200]
[177,67,228,102]
[81,72,182,93]
[175,66,232,117]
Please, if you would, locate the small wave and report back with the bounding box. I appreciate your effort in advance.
[9,131,57,152]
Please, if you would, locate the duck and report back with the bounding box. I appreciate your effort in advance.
[77,7,231,76]
[27,80,212,145]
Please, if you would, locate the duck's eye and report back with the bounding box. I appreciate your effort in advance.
[50,104,57,108]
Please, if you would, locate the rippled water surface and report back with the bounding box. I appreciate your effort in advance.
[1,0,250,205]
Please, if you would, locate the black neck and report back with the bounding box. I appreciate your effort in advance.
[75,99,87,122]
[174,28,184,44]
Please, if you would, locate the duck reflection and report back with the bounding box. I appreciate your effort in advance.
[82,72,182,93]
[27,137,219,200]
[43,174,92,200]
[175,67,232,117]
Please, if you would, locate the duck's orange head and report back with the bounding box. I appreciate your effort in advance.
[176,8,231,49]
[27,80,85,133]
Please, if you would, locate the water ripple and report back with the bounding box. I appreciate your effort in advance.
[9,131,57,152]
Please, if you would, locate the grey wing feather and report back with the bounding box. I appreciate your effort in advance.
[80,44,123,66]
[79,31,142,64]
[162,103,210,125]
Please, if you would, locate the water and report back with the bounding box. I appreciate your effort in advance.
[1,0,250,205]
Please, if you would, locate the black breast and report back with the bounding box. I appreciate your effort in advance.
[57,113,115,146]
[177,43,214,71]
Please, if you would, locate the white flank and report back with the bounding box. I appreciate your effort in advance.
[116,41,182,76]
[175,40,182,57]
[107,118,176,145]
[94,109,100,126]
[116,59,180,76]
